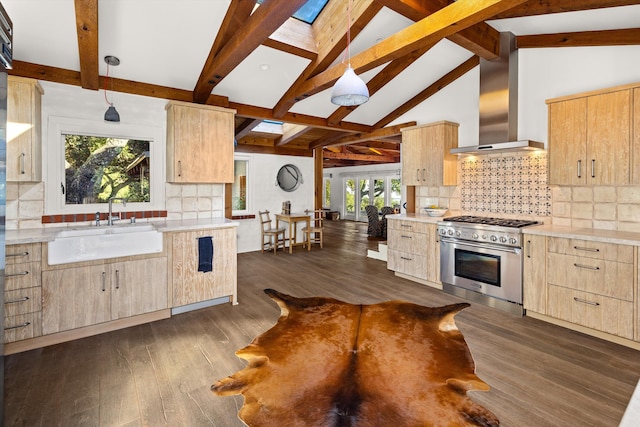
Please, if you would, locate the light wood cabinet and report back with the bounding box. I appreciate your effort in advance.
[166,101,236,183]
[7,76,43,182]
[4,243,42,343]
[42,257,168,334]
[545,237,634,339]
[547,88,631,185]
[170,226,237,307]
[387,219,439,284]
[633,87,640,184]
[523,234,546,314]
[401,121,458,186]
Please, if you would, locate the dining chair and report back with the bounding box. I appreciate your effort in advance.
[380,206,395,239]
[364,205,383,237]
[258,210,286,255]
[302,209,325,250]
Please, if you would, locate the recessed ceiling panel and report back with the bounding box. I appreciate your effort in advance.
[99,0,226,90]
[212,45,310,109]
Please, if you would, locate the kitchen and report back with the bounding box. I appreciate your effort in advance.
[2,1,640,426]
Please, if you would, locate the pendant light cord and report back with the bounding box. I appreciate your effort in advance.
[341,0,352,67]
[104,63,112,106]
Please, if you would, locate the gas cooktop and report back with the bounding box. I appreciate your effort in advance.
[441,215,539,228]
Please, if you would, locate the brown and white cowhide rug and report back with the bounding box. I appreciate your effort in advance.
[212,289,499,427]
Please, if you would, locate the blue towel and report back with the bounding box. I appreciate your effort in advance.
[198,236,213,272]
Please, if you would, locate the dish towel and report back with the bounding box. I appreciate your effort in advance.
[198,236,213,272]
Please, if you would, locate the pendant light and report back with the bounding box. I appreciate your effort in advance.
[330,0,369,106]
[104,55,121,122]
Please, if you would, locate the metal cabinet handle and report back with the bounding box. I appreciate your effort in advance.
[115,269,120,289]
[6,296,29,304]
[577,160,581,178]
[591,159,595,178]
[526,240,532,258]
[400,256,412,261]
[574,246,599,252]
[7,251,29,258]
[415,168,419,182]
[5,322,31,330]
[101,271,106,292]
[573,297,600,306]
[6,271,29,278]
[400,224,412,229]
[422,168,426,182]
[401,235,412,239]
[178,160,182,177]
[574,263,600,270]
[20,152,26,175]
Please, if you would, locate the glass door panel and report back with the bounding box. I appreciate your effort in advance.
[358,178,370,220]
[344,178,356,219]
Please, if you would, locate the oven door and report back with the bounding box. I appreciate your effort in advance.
[440,237,522,304]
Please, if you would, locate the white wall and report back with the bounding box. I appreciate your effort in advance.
[235,153,314,253]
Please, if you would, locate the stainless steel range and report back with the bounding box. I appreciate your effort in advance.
[438,216,539,316]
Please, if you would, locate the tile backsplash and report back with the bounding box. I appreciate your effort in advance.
[460,153,551,216]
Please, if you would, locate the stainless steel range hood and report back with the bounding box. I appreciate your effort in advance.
[451,32,544,155]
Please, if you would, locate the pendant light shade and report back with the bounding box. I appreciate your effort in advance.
[331,66,369,106]
[104,104,120,122]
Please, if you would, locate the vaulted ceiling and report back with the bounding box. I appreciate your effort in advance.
[4,0,640,167]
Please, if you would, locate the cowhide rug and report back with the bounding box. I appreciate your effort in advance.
[212,289,499,427]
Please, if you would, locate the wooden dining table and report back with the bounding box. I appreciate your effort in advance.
[275,212,310,254]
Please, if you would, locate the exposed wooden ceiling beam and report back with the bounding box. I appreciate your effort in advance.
[276,123,310,146]
[235,118,263,140]
[295,0,528,99]
[322,150,399,163]
[310,122,415,149]
[74,0,99,90]
[192,0,308,104]
[375,0,501,59]
[493,0,640,19]
[374,55,479,129]
[235,142,313,157]
[272,0,380,118]
[264,17,318,59]
[517,28,640,48]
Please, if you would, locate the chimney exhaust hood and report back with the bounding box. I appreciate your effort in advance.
[451,32,544,155]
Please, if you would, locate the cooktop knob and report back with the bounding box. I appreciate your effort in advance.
[472,233,479,239]
[490,235,498,242]
[448,230,454,236]
[455,231,461,237]
[482,234,487,240]
[500,236,508,243]
[509,237,518,245]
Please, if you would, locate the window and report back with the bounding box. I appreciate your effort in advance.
[324,178,331,208]
[256,0,329,24]
[46,117,164,214]
[232,155,250,215]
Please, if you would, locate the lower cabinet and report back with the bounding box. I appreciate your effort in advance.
[42,257,167,334]
[387,219,439,284]
[170,226,237,307]
[523,235,547,313]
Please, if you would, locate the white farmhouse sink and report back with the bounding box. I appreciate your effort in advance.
[48,224,163,265]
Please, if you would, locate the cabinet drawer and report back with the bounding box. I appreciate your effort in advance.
[387,230,429,255]
[547,237,633,263]
[547,285,633,340]
[387,249,427,280]
[6,243,42,265]
[4,287,41,317]
[387,219,430,235]
[5,262,42,292]
[3,312,42,343]
[547,253,633,301]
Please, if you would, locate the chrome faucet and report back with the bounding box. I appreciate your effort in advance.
[108,197,127,226]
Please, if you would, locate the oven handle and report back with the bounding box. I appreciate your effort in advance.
[440,237,521,254]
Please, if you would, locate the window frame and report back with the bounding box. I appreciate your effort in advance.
[231,154,251,216]
[45,116,165,214]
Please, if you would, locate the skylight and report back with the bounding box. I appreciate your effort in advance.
[256,0,329,24]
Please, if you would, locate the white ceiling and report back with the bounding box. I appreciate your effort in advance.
[3,1,640,127]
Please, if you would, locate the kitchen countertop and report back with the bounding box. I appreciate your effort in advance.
[6,217,239,245]
[523,224,640,246]
[385,213,444,224]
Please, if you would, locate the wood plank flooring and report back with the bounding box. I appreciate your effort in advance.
[4,220,640,426]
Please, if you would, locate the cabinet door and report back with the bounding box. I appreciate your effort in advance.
[110,258,168,319]
[425,224,439,283]
[172,227,237,307]
[7,76,43,182]
[523,235,546,313]
[548,97,587,185]
[401,122,457,186]
[401,130,425,185]
[587,89,630,185]
[632,87,640,185]
[42,265,110,334]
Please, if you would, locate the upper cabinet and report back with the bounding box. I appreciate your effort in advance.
[7,76,43,182]
[166,101,236,183]
[401,121,458,186]
[547,85,632,185]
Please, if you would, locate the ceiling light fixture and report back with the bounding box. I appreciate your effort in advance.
[104,55,121,123]
[330,0,369,106]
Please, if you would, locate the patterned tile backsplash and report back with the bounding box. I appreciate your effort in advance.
[460,153,552,216]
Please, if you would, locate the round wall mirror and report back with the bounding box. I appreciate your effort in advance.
[276,164,303,192]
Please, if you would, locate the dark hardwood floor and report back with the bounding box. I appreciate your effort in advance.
[4,220,640,426]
